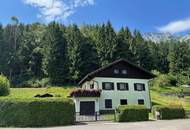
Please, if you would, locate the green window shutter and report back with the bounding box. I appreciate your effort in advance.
[111,83,114,90]
[102,83,105,90]
[142,84,145,91]
[117,83,120,90]
[134,83,137,90]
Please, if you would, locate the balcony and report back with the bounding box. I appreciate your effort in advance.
[70,88,101,97]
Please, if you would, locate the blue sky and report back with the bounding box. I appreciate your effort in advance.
[1,0,190,34]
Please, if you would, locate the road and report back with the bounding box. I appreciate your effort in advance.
[0,119,190,130]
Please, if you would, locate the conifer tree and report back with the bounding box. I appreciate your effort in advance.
[95,21,117,66]
[169,42,190,73]
[45,22,68,85]
[66,24,83,83]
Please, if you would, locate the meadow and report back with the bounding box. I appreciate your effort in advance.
[1,85,190,110]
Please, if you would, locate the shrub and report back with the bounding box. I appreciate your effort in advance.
[0,98,75,127]
[152,105,185,120]
[16,78,50,88]
[116,105,149,122]
[150,72,178,88]
[0,75,10,96]
[70,88,101,97]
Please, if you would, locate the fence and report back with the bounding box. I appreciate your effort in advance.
[75,112,116,122]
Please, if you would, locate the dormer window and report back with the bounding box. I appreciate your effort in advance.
[122,69,127,74]
[114,69,119,74]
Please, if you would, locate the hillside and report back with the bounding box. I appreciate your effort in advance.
[1,86,190,110]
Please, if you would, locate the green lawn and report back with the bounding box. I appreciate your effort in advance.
[0,87,74,99]
[150,87,190,110]
[1,85,190,110]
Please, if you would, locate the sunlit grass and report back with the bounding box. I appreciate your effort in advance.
[1,85,190,110]
[0,86,74,99]
[150,87,190,110]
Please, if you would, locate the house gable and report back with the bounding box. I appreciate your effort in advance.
[79,59,155,86]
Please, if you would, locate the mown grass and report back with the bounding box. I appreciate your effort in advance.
[0,86,74,99]
[150,87,190,110]
[1,85,190,110]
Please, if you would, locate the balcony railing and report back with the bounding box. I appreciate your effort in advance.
[70,88,101,97]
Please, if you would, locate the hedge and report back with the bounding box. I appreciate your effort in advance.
[152,105,185,120]
[0,75,10,96]
[116,105,149,122]
[0,98,75,127]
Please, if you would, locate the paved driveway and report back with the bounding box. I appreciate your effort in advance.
[0,119,190,130]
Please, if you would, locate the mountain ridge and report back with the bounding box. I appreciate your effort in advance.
[143,32,190,43]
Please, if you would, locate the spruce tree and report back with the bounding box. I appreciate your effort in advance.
[169,42,190,73]
[66,24,83,83]
[95,21,117,66]
[116,27,133,61]
[45,22,68,85]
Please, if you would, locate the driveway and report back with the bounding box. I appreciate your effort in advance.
[0,119,190,130]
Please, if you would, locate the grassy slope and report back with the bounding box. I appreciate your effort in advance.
[151,87,190,110]
[1,86,190,110]
[1,87,74,99]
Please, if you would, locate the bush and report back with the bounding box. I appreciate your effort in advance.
[0,75,10,96]
[150,72,178,88]
[0,98,75,127]
[16,78,50,88]
[152,105,185,120]
[116,105,149,122]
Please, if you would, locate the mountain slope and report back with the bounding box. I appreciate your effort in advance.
[143,32,190,43]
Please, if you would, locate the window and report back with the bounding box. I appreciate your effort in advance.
[121,69,127,74]
[120,99,128,105]
[102,82,114,90]
[134,83,145,91]
[105,99,112,108]
[90,83,94,89]
[117,83,129,90]
[138,99,144,105]
[114,69,119,74]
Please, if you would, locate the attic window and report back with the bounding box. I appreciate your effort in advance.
[114,69,119,74]
[122,70,127,74]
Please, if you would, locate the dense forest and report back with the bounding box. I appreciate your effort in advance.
[0,17,190,87]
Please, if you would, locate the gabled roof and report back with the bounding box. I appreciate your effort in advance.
[78,58,156,86]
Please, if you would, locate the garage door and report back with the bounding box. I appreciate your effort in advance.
[80,101,95,115]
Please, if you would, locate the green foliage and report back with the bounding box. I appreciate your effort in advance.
[0,98,75,127]
[116,105,149,122]
[168,42,190,73]
[152,105,185,119]
[15,78,50,88]
[45,22,68,85]
[116,27,133,61]
[0,18,190,86]
[0,75,10,96]
[95,21,117,66]
[150,71,178,88]
[66,24,83,83]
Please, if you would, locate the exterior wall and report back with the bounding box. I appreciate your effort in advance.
[91,77,151,109]
[72,97,100,115]
[82,80,99,89]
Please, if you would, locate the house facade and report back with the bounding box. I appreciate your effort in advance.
[71,59,155,115]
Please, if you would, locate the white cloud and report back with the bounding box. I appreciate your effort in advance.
[157,17,190,34]
[23,0,95,22]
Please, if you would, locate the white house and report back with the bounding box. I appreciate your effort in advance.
[70,59,155,115]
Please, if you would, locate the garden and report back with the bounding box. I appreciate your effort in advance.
[1,72,190,127]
